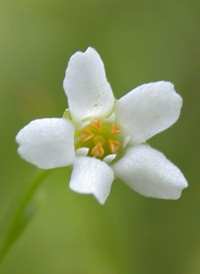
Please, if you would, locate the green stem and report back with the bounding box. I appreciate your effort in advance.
[0,169,53,262]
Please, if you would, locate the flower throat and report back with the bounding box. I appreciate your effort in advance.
[75,119,122,159]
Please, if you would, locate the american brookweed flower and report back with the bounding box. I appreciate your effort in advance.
[16,47,188,204]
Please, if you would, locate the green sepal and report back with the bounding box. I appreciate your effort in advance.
[63,108,72,120]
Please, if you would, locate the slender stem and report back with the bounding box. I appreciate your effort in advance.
[0,169,54,262]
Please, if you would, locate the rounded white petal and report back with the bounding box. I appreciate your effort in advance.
[115,81,183,143]
[16,118,75,169]
[63,47,114,122]
[112,145,188,199]
[69,156,114,204]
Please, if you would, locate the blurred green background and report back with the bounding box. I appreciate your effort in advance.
[0,0,199,273]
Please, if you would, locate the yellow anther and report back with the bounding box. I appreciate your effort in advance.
[93,135,105,146]
[91,143,104,158]
[81,129,94,142]
[91,119,102,131]
[109,139,121,153]
[111,123,121,135]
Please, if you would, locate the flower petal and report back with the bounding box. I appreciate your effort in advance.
[115,81,182,143]
[16,118,75,169]
[112,145,188,199]
[69,156,114,204]
[63,47,114,122]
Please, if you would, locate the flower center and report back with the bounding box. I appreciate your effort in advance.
[75,119,122,159]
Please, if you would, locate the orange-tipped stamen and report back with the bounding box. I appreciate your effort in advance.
[91,119,102,131]
[109,139,121,153]
[81,129,94,142]
[91,143,104,158]
[111,123,121,135]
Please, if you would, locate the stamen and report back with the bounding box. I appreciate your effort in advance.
[93,135,105,146]
[104,113,115,123]
[103,154,116,164]
[76,147,89,157]
[109,139,121,153]
[91,119,102,131]
[111,124,121,135]
[91,143,104,157]
[78,121,90,130]
[123,135,131,148]
[81,129,94,142]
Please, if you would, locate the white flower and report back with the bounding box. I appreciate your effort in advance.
[16,47,188,204]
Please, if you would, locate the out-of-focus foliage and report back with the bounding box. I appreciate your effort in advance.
[0,0,199,273]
